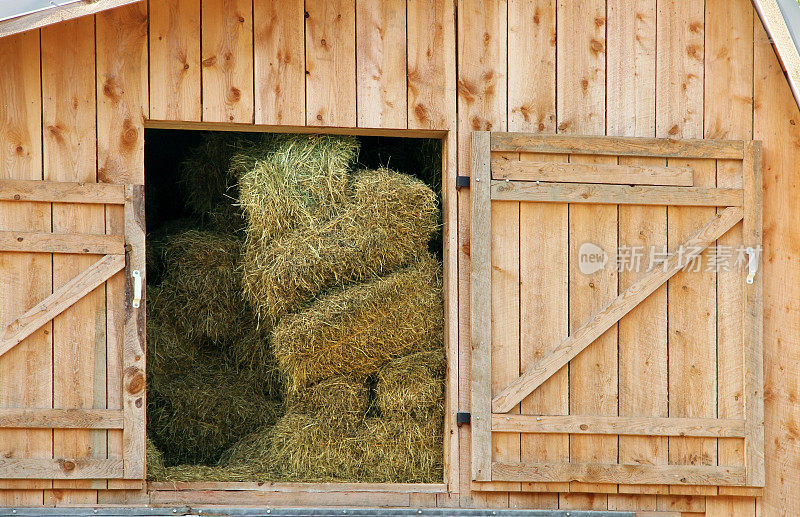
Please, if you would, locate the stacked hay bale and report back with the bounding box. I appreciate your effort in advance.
[146,132,444,483]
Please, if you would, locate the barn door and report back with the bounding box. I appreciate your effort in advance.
[469,132,764,490]
[0,180,145,481]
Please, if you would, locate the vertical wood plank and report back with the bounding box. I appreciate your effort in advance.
[254,0,305,125]
[305,0,357,127]
[96,1,149,485]
[507,0,563,503]
[0,29,49,505]
[356,0,407,128]
[706,496,756,517]
[42,16,102,500]
[705,0,753,476]
[149,0,202,121]
[470,131,492,482]
[754,20,800,515]
[202,0,254,123]
[608,0,667,496]
[557,0,616,495]
[508,0,556,134]
[406,0,457,493]
[458,0,507,492]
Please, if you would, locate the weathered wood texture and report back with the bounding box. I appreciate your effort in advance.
[0,0,797,514]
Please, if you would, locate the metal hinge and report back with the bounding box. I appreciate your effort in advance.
[456,176,470,189]
[456,412,471,426]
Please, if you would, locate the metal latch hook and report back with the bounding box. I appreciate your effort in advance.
[745,247,759,285]
[132,270,142,308]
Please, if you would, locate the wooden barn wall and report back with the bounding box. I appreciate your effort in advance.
[0,0,798,514]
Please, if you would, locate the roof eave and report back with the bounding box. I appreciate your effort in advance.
[0,0,142,40]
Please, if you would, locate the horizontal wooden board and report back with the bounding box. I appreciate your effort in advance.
[491,462,746,486]
[490,133,745,159]
[147,482,448,493]
[492,160,694,186]
[490,181,742,206]
[145,119,447,138]
[491,415,746,437]
[0,179,126,204]
[149,489,414,507]
[0,459,124,479]
[0,409,124,429]
[0,231,124,254]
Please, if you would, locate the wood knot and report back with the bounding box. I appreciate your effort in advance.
[126,369,145,394]
[16,237,23,242]
[13,194,20,200]
[135,397,143,408]
[579,424,588,430]
[60,460,76,472]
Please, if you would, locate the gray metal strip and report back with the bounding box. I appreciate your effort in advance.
[0,509,634,517]
[777,0,800,51]
[0,0,83,23]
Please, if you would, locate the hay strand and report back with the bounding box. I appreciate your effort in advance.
[286,376,369,426]
[376,350,445,419]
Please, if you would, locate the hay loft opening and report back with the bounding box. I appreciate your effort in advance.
[143,129,445,483]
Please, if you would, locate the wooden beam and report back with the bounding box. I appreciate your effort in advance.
[0,0,144,39]
[491,462,746,485]
[0,409,124,429]
[0,179,126,204]
[492,206,744,413]
[0,254,125,358]
[147,482,448,493]
[491,414,746,437]
[122,184,146,480]
[490,133,745,159]
[144,119,447,138]
[492,160,693,186]
[470,131,492,482]
[0,231,124,254]
[0,458,124,479]
[490,181,742,206]
[743,140,765,486]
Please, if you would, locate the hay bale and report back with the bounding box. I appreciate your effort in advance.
[357,417,443,483]
[229,414,360,481]
[236,134,358,249]
[286,376,369,426]
[376,350,445,419]
[243,168,439,325]
[181,132,255,217]
[145,218,201,285]
[159,464,259,482]
[159,230,244,342]
[146,437,167,481]
[273,254,443,389]
[224,325,284,401]
[147,368,283,466]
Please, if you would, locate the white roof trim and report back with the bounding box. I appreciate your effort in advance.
[0,0,142,39]
[754,0,800,109]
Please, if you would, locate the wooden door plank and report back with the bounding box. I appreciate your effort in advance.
[492,206,744,413]
[493,160,692,185]
[122,185,146,480]
[491,182,742,206]
[201,0,254,123]
[490,198,521,491]
[96,2,148,491]
[42,16,105,498]
[706,0,754,482]
[149,0,201,121]
[0,180,126,204]
[742,142,764,486]
[490,133,744,159]
[356,0,407,128]
[0,409,124,429]
[0,459,124,480]
[0,232,124,255]
[0,29,50,502]
[491,462,746,485]
[0,255,125,359]
[305,0,357,127]
[491,415,746,437]
[254,0,305,125]
[469,132,493,482]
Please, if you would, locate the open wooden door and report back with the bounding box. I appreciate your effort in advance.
[0,180,145,482]
[469,132,764,491]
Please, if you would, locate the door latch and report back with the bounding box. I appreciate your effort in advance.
[745,247,759,285]
[132,270,142,308]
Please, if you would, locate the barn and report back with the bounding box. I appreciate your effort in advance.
[0,0,799,515]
